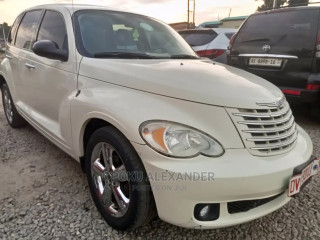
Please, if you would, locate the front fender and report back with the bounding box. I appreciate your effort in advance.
[0,58,16,101]
[71,76,244,158]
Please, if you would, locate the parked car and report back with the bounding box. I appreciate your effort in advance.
[0,4,318,231]
[179,28,237,63]
[227,6,320,103]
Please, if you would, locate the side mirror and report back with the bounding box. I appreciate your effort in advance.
[32,40,68,62]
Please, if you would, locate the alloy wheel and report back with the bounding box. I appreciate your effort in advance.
[91,142,130,218]
[3,88,13,123]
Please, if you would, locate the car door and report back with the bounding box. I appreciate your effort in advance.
[18,9,77,153]
[5,11,42,106]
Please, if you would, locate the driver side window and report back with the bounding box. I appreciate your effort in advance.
[37,10,68,51]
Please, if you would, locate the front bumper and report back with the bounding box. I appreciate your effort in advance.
[132,125,313,229]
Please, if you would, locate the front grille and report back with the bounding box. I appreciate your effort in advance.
[227,100,298,156]
[227,192,283,214]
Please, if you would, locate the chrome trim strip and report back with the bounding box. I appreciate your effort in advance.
[242,121,295,133]
[238,114,293,125]
[233,108,290,118]
[246,127,297,142]
[257,96,286,108]
[239,54,298,59]
[250,133,298,150]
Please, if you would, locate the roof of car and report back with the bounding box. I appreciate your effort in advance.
[25,4,128,14]
[252,5,320,16]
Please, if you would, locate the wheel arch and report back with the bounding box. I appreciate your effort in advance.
[0,74,6,88]
[78,116,134,173]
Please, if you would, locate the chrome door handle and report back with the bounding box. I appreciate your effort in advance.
[25,63,35,69]
[5,54,13,59]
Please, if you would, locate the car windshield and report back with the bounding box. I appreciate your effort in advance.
[74,10,199,59]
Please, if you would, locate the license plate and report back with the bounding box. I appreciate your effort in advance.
[249,58,282,67]
[288,159,320,197]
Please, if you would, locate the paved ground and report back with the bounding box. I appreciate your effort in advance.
[0,94,320,239]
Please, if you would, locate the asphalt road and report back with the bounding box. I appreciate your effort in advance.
[0,97,320,240]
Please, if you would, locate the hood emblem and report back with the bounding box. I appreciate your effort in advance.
[257,96,285,108]
[262,45,271,52]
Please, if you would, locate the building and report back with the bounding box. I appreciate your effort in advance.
[198,16,248,29]
[220,16,248,29]
[169,22,190,31]
[197,20,223,28]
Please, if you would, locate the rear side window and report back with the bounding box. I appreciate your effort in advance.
[236,9,318,47]
[8,14,23,45]
[15,10,42,50]
[179,30,218,46]
[37,10,68,50]
[225,32,235,40]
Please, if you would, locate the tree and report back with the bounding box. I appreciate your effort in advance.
[288,0,309,6]
[256,0,286,11]
[0,22,11,40]
[256,0,309,11]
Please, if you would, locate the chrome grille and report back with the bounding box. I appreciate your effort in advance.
[227,101,298,156]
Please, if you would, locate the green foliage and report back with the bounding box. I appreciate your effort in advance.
[256,0,286,11]
[288,0,309,6]
[0,22,10,40]
[256,0,309,11]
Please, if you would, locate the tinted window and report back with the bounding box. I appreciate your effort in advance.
[15,10,42,49]
[179,30,217,46]
[225,32,235,40]
[37,11,68,50]
[8,14,23,45]
[74,10,197,59]
[236,9,318,48]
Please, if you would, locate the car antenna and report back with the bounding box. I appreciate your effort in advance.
[2,23,6,52]
[72,0,80,96]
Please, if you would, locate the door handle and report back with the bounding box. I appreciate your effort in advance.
[25,63,35,70]
[5,54,13,59]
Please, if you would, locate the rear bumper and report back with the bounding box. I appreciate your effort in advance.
[213,52,228,64]
[280,87,319,104]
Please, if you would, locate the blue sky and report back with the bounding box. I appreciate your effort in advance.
[0,0,263,25]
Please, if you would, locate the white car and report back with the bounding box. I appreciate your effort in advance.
[0,4,318,230]
[179,28,237,63]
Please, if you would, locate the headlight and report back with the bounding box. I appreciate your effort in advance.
[139,121,224,158]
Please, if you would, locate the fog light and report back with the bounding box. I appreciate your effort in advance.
[194,203,220,221]
[200,205,209,218]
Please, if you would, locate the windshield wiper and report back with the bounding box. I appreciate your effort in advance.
[170,54,199,59]
[94,52,156,59]
[242,38,270,43]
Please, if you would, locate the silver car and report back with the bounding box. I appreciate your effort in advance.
[179,28,237,63]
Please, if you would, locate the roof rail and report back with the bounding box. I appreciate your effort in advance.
[262,2,320,11]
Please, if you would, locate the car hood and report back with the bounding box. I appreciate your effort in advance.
[79,58,284,109]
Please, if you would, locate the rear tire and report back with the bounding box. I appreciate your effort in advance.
[1,83,27,128]
[85,126,156,230]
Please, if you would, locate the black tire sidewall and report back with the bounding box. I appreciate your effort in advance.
[1,83,26,128]
[1,84,13,124]
[85,126,152,231]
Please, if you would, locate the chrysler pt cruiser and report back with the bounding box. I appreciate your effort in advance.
[0,4,318,230]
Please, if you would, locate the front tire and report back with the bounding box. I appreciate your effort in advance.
[85,126,156,230]
[1,83,27,128]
